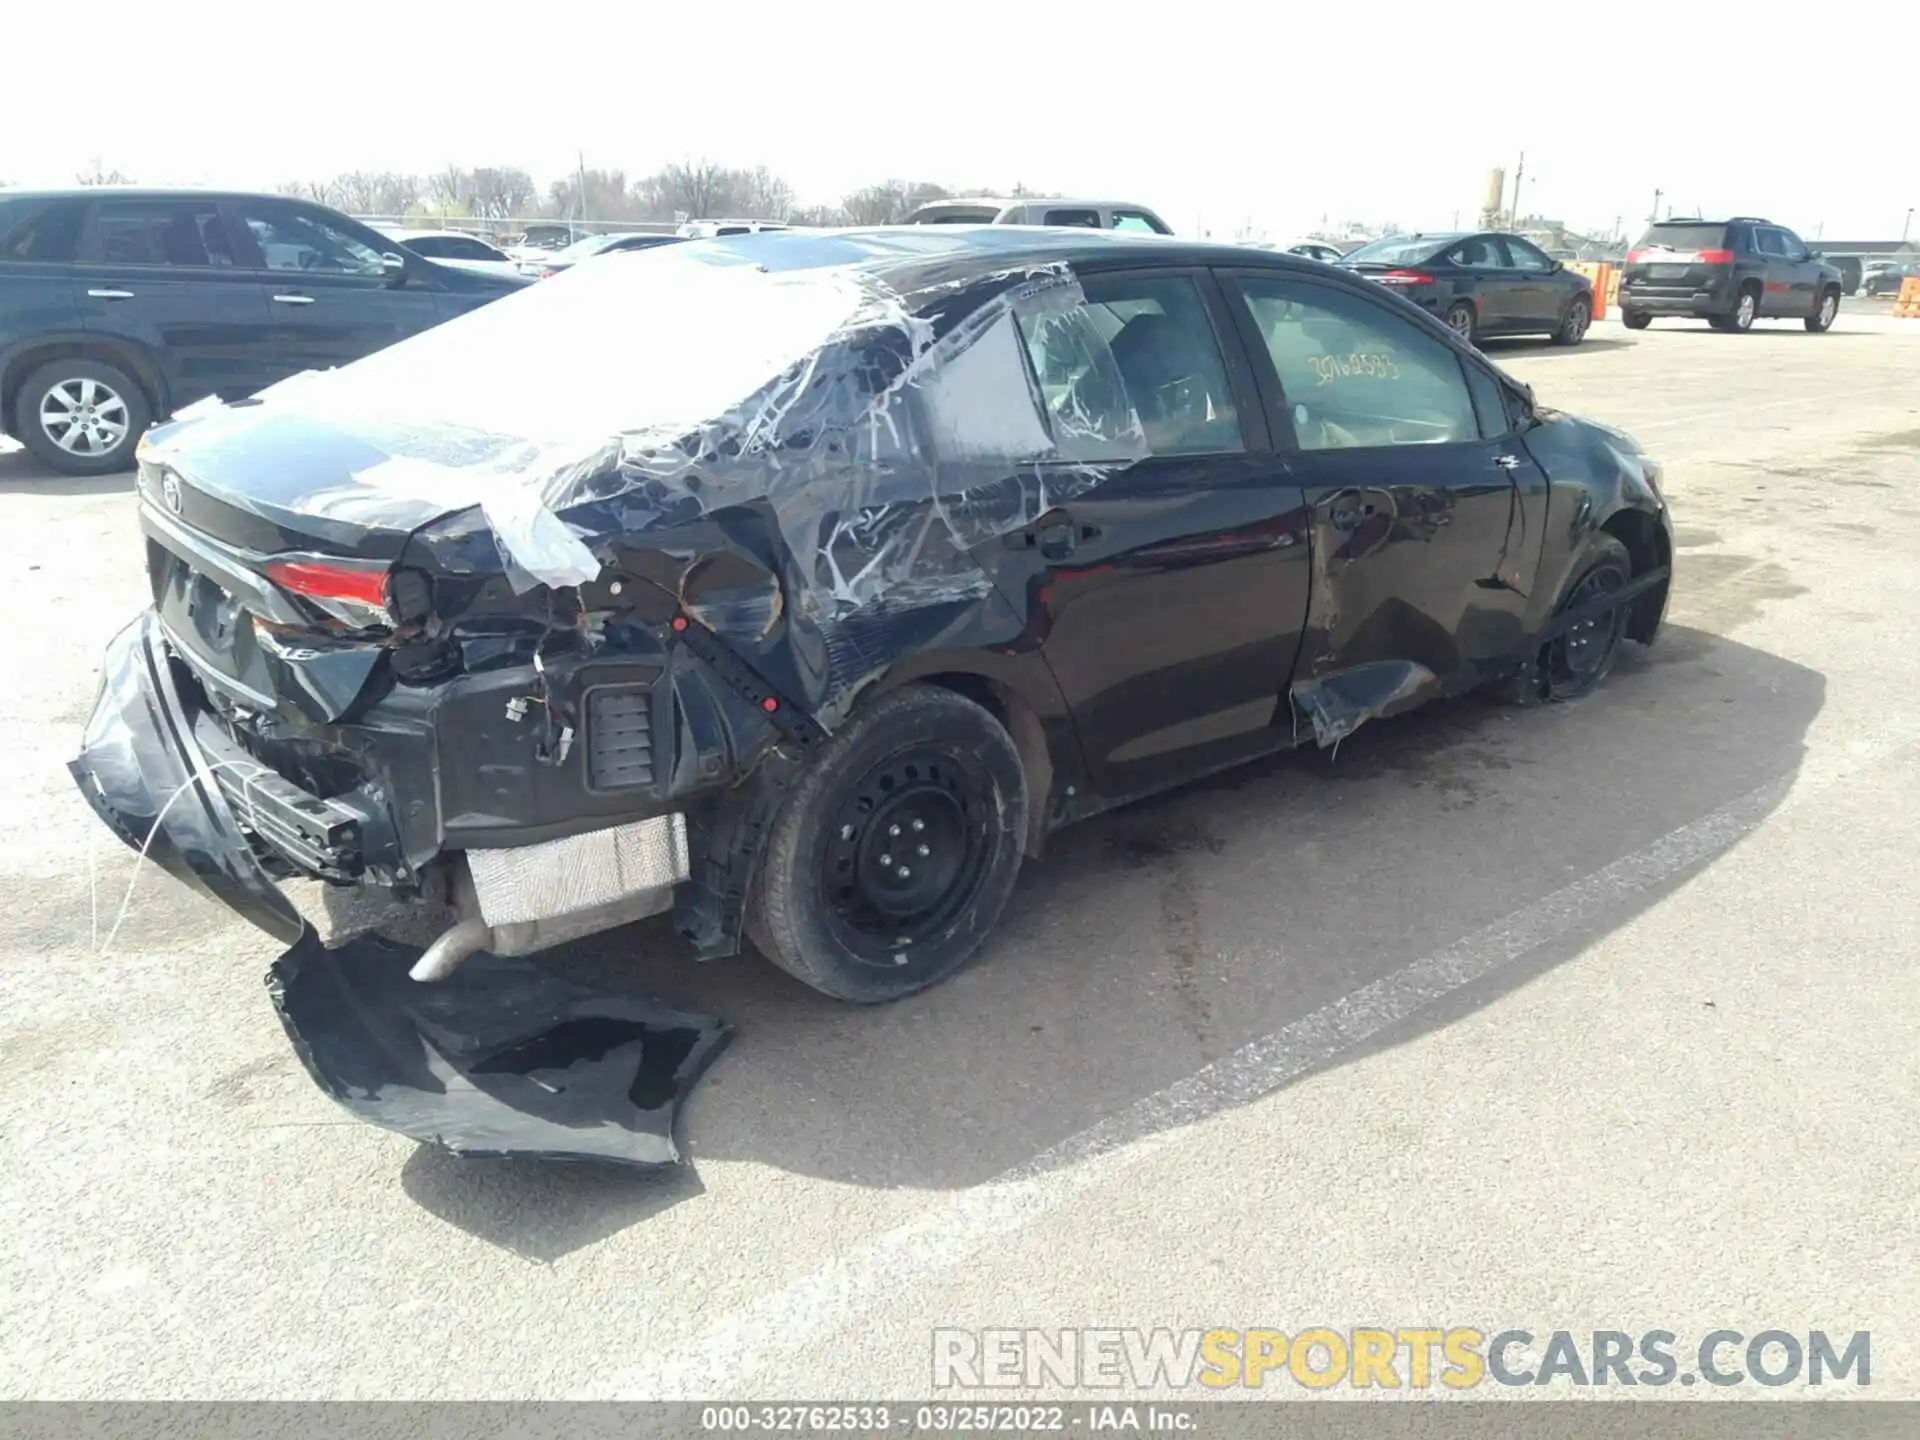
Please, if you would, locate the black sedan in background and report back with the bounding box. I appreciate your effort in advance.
[1341,231,1595,345]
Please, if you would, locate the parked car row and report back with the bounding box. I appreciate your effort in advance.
[0,186,1857,479]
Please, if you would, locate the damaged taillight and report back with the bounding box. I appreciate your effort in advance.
[264,556,395,630]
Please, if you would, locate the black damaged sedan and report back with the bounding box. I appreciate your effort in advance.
[73,228,1671,1158]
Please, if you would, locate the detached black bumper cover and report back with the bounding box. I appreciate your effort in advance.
[70,611,305,943]
[269,929,731,1166]
[73,611,732,1166]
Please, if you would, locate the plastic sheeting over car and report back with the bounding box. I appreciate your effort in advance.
[138,230,1153,619]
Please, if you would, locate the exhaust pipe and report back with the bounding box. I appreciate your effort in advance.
[409,857,494,982]
[410,916,495,982]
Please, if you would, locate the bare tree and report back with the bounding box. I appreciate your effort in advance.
[467,166,537,220]
[330,170,424,216]
[547,168,641,222]
[664,159,728,219]
[275,178,346,207]
[730,165,795,221]
[75,157,131,186]
[837,179,951,226]
[426,165,470,214]
[789,202,849,227]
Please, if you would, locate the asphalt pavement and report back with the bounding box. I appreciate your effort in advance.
[2,306,1917,1402]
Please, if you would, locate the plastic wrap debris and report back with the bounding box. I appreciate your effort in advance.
[268,926,730,1166]
[1290,661,1440,749]
[138,230,1152,628]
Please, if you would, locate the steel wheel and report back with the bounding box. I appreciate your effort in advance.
[820,744,994,962]
[38,375,130,456]
[1546,556,1628,698]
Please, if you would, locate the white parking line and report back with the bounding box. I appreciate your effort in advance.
[585,726,1918,1400]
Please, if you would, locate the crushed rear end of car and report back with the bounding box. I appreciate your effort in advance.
[70,230,1146,1162]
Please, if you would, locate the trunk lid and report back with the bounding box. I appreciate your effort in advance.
[135,407,472,723]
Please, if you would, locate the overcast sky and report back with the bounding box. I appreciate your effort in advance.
[4,5,1911,242]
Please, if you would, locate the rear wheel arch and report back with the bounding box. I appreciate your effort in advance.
[2,335,166,425]
[881,668,1057,857]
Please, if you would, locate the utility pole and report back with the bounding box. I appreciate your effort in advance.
[1904,208,1914,244]
[1509,152,1525,227]
[576,150,589,226]
[1649,188,1662,228]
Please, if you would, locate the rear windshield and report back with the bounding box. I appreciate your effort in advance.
[1636,223,1729,251]
[1342,234,1458,265]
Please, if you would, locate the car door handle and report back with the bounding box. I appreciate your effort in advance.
[86,288,135,300]
[1494,454,1521,471]
[271,293,316,305]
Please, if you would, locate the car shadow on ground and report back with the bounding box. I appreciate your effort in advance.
[0,448,134,496]
[365,624,1823,1258]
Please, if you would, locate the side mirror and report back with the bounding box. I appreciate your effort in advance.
[1549,259,1563,273]
[380,251,409,287]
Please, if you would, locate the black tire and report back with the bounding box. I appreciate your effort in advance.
[12,357,151,475]
[1621,308,1652,331]
[1443,302,1478,344]
[1805,287,1839,333]
[746,685,1028,1003]
[1541,534,1634,701]
[1552,295,1592,346]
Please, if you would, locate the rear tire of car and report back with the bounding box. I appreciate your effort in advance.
[1552,296,1592,346]
[1718,285,1760,333]
[1621,308,1651,330]
[1443,302,1478,344]
[1805,288,1839,333]
[745,685,1028,1004]
[13,358,151,477]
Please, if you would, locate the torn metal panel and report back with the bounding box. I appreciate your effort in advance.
[1290,661,1440,749]
[268,926,730,1166]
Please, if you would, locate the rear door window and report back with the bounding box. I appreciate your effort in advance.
[80,200,242,268]
[1446,237,1505,270]
[0,199,85,262]
[1042,208,1103,229]
[1755,228,1789,258]
[1016,273,1244,458]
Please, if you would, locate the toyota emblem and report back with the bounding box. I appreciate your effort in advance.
[161,473,182,515]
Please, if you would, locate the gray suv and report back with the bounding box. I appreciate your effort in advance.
[1618,217,1843,333]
